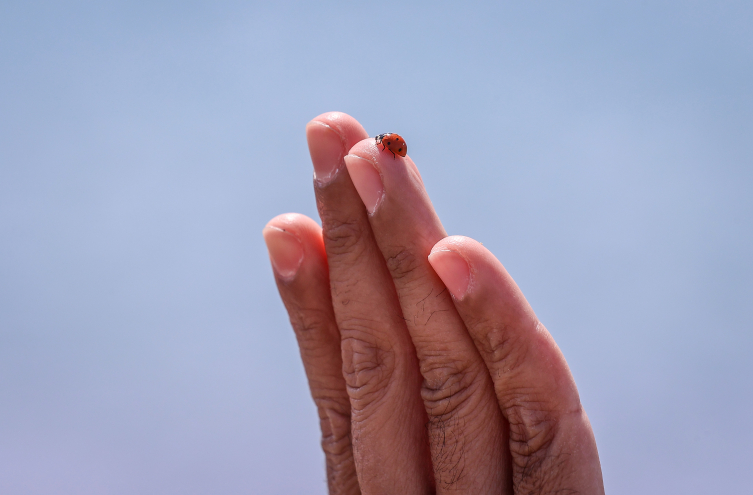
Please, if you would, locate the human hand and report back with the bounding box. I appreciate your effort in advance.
[263,112,604,494]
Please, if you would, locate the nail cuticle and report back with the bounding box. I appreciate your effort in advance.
[313,166,341,186]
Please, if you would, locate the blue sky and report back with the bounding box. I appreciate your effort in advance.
[1,1,751,493]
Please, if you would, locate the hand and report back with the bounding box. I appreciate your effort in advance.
[263,112,604,494]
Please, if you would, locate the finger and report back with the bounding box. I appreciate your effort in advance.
[344,140,512,493]
[263,213,359,495]
[428,236,605,494]
[307,113,433,493]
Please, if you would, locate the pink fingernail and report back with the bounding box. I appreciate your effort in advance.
[263,226,304,279]
[428,250,471,300]
[307,121,344,183]
[344,154,384,215]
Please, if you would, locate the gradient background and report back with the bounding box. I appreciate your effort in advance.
[1,1,751,493]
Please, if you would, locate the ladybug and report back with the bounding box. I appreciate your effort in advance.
[375,133,407,159]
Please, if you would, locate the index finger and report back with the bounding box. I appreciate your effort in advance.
[428,236,605,494]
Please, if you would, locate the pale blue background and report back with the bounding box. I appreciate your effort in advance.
[1,1,751,493]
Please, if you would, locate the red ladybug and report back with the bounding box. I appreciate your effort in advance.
[375,133,407,159]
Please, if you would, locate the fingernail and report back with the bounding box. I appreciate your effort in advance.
[344,154,384,215]
[307,121,344,183]
[428,250,471,300]
[263,226,304,279]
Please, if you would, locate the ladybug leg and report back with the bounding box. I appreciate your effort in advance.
[390,149,396,159]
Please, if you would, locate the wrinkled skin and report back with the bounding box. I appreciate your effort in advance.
[262,112,605,495]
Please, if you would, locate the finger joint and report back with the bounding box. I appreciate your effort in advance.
[340,324,396,411]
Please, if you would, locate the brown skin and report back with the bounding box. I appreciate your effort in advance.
[263,112,604,495]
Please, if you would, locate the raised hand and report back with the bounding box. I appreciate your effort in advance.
[263,112,604,494]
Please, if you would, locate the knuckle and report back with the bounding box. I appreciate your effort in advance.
[419,358,479,490]
[322,216,369,256]
[385,246,422,282]
[462,316,583,493]
[318,403,353,459]
[290,304,329,332]
[287,305,335,347]
[470,317,528,375]
[321,434,351,459]
[507,403,559,457]
[508,405,586,495]
[511,425,578,494]
[339,323,396,409]
[420,357,478,417]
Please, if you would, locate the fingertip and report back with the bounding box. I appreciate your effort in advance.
[263,213,325,280]
[347,138,426,211]
[432,236,500,269]
[263,227,304,281]
[264,212,321,237]
[428,248,471,300]
[306,112,369,184]
[345,137,381,162]
[427,237,480,300]
[430,235,475,254]
[306,121,344,183]
[430,235,525,305]
[307,111,365,135]
[343,152,385,215]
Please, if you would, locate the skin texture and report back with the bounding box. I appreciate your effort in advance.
[263,112,605,495]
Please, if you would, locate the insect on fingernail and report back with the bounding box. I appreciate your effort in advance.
[374,133,407,159]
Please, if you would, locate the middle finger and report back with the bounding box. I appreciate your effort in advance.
[344,139,512,494]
